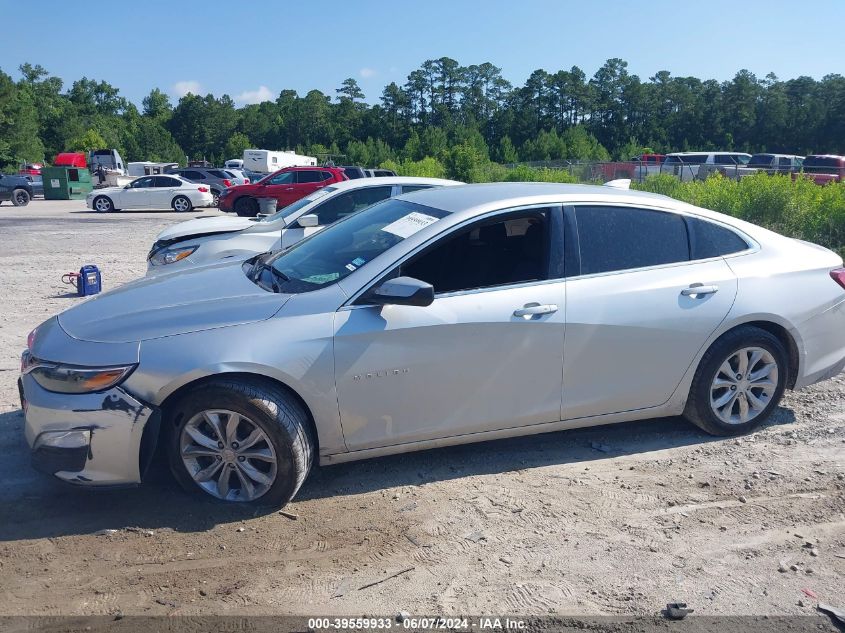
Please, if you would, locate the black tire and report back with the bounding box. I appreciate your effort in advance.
[172,195,193,213]
[92,195,114,213]
[234,196,258,217]
[11,189,30,207]
[167,377,315,507]
[211,190,221,207]
[684,325,787,436]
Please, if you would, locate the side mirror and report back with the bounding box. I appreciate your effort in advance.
[298,214,319,227]
[367,276,434,307]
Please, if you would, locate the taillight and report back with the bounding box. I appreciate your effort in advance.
[223,179,232,187]
[27,327,37,350]
[830,268,845,290]
[198,186,209,193]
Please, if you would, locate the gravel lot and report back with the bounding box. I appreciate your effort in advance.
[0,199,843,620]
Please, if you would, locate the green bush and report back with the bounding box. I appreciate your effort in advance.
[379,156,447,179]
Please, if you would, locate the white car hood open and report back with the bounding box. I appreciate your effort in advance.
[156,216,257,242]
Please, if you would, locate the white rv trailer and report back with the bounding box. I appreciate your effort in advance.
[242,149,317,173]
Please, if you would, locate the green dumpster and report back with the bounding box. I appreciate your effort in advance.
[42,166,93,200]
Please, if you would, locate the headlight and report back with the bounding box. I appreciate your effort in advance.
[149,245,198,266]
[22,354,135,394]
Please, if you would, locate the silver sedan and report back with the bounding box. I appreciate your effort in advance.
[19,183,845,506]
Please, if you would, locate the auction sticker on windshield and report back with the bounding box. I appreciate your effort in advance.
[381,211,439,239]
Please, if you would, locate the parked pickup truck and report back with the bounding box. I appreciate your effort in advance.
[795,155,845,185]
[0,173,33,206]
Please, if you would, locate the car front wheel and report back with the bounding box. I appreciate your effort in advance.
[172,195,193,212]
[93,196,114,213]
[684,325,787,436]
[167,378,315,506]
[12,189,31,206]
[234,197,258,217]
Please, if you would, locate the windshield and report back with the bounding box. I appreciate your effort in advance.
[257,187,336,223]
[261,198,450,293]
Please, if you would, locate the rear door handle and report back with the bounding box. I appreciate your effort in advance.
[681,284,719,297]
[513,303,558,317]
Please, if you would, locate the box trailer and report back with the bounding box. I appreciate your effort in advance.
[242,149,317,173]
[127,162,179,177]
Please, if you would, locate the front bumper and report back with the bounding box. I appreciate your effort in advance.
[21,372,159,486]
[217,194,235,212]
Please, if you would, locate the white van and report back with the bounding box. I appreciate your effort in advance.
[662,152,751,181]
[242,149,317,173]
[224,159,244,170]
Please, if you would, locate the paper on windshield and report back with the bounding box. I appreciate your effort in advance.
[381,211,440,239]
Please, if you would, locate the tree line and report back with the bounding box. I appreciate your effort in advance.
[2,57,845,176]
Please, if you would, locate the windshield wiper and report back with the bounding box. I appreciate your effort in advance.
[268,267,289,292]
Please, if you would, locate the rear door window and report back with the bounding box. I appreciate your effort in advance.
[574,206,689,275]
[297,170,329,183]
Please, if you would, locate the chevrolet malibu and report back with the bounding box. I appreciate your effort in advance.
[146,177,461,274]
[20,183,845,507]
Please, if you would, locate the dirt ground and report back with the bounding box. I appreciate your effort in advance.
[0,199,843,621]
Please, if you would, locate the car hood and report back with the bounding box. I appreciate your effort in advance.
[88,186,124,196]
[58,261,290,343]
[155,216,257,241]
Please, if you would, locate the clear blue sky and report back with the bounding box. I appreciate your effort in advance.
[4,0,843,106]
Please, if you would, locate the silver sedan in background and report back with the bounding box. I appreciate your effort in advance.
[19,183,845,507]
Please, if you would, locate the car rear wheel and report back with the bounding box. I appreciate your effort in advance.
[93,196,114,213]
[167,378,315,506]
[211,190,220,207]
[234,196,258,217]
[684,326,787,436]
[11,189,30,206]
[172,195,192,212]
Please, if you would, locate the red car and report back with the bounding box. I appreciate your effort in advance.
[218,166,347,216]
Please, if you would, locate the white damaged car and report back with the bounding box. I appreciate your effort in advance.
[146,177,460,273]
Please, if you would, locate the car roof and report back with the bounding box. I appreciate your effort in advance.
[321,176,462,193]
[396,182,675,213]
[396,182,772,237]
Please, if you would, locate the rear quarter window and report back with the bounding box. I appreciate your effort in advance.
[687,217,749,259]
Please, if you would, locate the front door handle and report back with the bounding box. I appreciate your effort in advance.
[513,303,558,317]
[681,284,719,297]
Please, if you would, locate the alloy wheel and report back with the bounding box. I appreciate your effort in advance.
[174,197,190,212]
[94,197,111,212]
[180,409,278,501]
[709,346,778,425]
